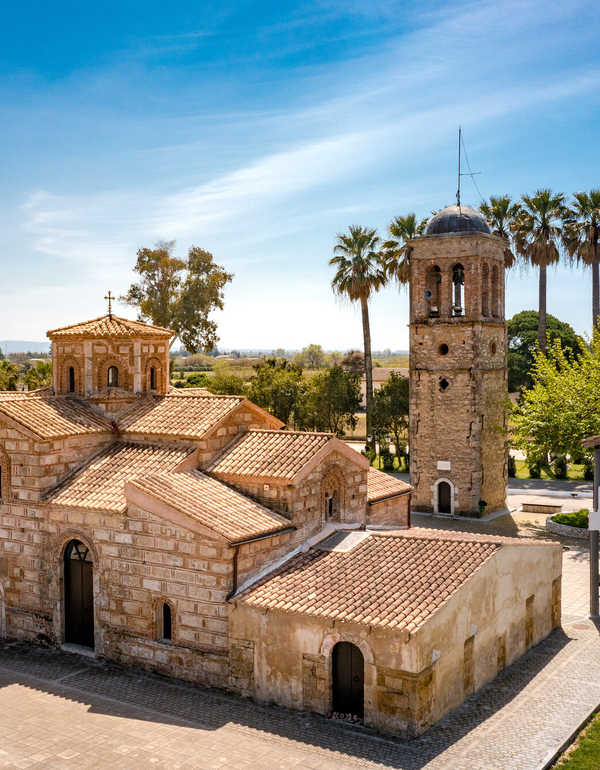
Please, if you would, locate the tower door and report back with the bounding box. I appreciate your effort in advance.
[64,540,94,648]
[438,481,452,514]
[332,642,364,718]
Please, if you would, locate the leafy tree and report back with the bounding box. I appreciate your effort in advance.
[563,189,600,328]
[478,195,521,267]
[0,347,4,360]
[514,190,566,352]
[512,330,600,464]
[24,361,52,391]
[341,349,365,373]
[184,372,212,389]
[296,366,361,436]
[121,240,233,353]
[302,344,325,370]
[247,357,303,425]
[507,311,585,391]
[381,213,428,284]
[0,360,19,391]
[330,225,386,448]
[209,373,246,395]
[373,372,410,453]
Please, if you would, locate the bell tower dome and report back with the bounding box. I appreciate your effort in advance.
[408,205,508,517]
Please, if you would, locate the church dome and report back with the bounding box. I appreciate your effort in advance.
[425,205,491,236]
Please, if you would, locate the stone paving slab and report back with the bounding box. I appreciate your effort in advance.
[0,620,599,770]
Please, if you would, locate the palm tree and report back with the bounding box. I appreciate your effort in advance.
[562,190,600,329]
[381,213,428,284]
[514,189,566,352]
[478,195,521,267]
[330,226,386,449]
[0,360,20,391]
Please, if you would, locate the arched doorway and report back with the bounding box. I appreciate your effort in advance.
[438,481,452,514]
[64,540,94,648]
[332,641,364,718]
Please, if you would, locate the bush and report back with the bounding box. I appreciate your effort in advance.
[361,447,376,463]
[552,509,589,528]
[380,446,395,471]
[507,454,517,478]
[185,372,212,388]
[528,463,541,479]
[403,452,410,472]
[553,455,568,479]
[583,456,595,481]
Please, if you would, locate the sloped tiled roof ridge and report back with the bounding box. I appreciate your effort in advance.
[47,314,174,339]
[207,429,334,480]
[0,393,113,439]
[44,441,195,512]
[237,531,504,632]
[128,470,292,543]
[367,467,412,502]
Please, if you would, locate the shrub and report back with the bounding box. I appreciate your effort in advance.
[528,463,541,479]
[583,456,594,481]
[361,447,376,463]
[552,509,589,528]
[507,454,517,478]
[380,446,395,471]
[553,455,568,479]
[403,452,410,472]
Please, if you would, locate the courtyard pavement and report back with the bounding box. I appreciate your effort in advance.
[0,510,596,769]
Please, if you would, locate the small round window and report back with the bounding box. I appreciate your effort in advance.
[440,378,450,391]
[438,343,449,356]
[491,341,497,356]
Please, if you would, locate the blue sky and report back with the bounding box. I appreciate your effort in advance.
[1,0,599,350]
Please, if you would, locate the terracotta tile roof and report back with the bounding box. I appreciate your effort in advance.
[128,470,292,543]
[116,394,245,439]
[207,429,333,480]
[47,314,173,340]
[0,394,112,439]
[237,530,504,631]
[367,468,412,503]
[45,441,194,511]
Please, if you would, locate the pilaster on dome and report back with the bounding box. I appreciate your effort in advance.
[47,314,174,341]
[425,205,491,237]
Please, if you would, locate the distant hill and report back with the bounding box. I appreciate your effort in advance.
[0,340,50,354]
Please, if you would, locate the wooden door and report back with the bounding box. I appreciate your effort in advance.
[438,481,451,514]
[64,540,94,648]
[332,642,364,718]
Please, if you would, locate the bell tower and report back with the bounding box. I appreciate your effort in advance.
[409,205,508,517]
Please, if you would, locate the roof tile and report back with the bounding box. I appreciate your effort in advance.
[367,468,413,502]
[47,314,173,340]
[0,394,112,439]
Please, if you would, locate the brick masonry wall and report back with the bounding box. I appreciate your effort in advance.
[366,495,409,527]
[376,663,436,737]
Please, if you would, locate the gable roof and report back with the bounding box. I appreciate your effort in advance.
[207,429,369,484]
[44,441,195,512]
[0,393,112,440]
[126,470,292,543]
[47,314,173,340]
[237,530,505,632]
[367,468,413,503]
[115,393,278,440]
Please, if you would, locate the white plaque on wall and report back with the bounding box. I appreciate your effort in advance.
[437,461,451,471]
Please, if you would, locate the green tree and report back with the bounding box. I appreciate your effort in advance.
[0,347,4,360]
[330,225,386,449]
[301,344,325,370]
[296,366,361,436]
[507,311,585,391]
[0,360,19,391]
[514,189,566,352]
[184,372,212,389]
[373,372,410,453]
[341,349,365,373]
[512,330,600,463]
[208,373,246,396]
[563,189,600,329]
[381,213,428,284]
[121,240,234,353]
[24,361,52,391]
[247,357,304,425]
[478,195,521,267]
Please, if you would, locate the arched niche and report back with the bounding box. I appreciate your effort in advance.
[321,466,346,522]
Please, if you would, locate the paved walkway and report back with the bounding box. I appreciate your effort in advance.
[0,619,599,770]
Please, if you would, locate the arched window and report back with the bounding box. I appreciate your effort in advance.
[150,367,156,390]
[481,263,490,317]
[68,367,75,393]
[322,467,345,522]
[425,265,441,317]
[107,366,118,388]
[156,601,173,642]
[491,264,500,317]
[452,264,465,316]
[64,539,95,648]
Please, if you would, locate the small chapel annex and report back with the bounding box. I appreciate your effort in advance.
[0,304,561,737]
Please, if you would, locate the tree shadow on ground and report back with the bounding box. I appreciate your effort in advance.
[0,626,588,770]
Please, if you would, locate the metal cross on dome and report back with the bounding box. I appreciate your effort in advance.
[104,291,115,318]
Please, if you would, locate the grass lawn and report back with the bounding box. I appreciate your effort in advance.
[554,711,600,768]
[511,460,588,482]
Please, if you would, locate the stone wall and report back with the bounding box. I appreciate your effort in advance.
[366,494,410,527]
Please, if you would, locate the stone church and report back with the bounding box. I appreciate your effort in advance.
[0,206,561,736]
